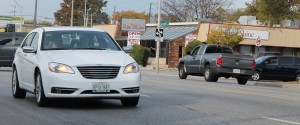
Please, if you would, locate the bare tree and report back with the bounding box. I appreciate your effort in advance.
[162,0,232,22]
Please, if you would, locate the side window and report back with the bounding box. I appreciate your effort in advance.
[279,57,293,65]
[191,46,200,56]
[21,33,36,47]
[205,46,216,53]
[265,58,278,65]
[30,33,39,51]
[15,33,27,45]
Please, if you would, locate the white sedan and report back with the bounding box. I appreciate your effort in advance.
[12,27,140,107]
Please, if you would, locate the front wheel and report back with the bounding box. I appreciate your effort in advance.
[12,68,26,98]
[237,77,248,85]
[121,97,139,107]
[178,64,187,79]
[35,72,49,107]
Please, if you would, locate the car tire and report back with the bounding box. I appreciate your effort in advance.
[121,97,139,107]
[296,73,300,82]
[35,72,49,107]
[252,71,261,81]
[179,64,188,79]
[204,65,217,82]
[12,68,26,98]
[237,77,248,85]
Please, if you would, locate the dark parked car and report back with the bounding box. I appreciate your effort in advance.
[256,51,281,58]
[0,32,27,67]
[252,56,300,81]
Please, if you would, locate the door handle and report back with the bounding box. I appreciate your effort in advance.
[24,54,27,57]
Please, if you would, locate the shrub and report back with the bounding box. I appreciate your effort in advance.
[130,44,150,67]
[185,40,203,54]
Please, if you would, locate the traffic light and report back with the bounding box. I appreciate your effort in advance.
[6,24,15,32]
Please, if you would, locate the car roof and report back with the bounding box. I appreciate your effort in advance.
[39,26,106,32]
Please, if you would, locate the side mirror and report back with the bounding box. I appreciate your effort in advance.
[22,46,35,53]
[186,52,191,55]
[123,46,133,53]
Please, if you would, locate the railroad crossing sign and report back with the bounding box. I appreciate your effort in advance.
[155,29,163,37]
[256,36,261,47]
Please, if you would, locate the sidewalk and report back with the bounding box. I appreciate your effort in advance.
[140,67,300,90]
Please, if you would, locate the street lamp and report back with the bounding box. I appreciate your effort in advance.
[78,11,85,27]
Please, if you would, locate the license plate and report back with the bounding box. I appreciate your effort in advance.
[233,69,241,73]
[92,82,110,92]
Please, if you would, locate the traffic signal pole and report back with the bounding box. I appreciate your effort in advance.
[155,0,161,74]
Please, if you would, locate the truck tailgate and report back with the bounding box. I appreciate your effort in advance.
[221,54,254,70]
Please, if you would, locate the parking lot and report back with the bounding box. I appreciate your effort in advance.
[1,68,300,125]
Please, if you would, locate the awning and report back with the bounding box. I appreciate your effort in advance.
[115,26,198,41]
[141,26,198,41]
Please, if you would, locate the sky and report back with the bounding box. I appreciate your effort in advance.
[0,0,250,23]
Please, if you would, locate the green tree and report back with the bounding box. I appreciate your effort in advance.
[206,24,244,47]
[185,40,203,54]
[54,0,109,26]
[211,7,230,22]
[130,44,150,67]
[226,9,245,23]
[256,0,296,27]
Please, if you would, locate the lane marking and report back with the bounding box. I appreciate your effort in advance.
[262,117,300,125]
[140,94,150,97]
[142,79,300,101]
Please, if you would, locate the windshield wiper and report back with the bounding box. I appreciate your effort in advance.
[72,48,106,50]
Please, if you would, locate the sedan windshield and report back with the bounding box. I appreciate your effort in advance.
[42,31,121,51]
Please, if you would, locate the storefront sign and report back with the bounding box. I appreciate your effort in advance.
[242,29,269,40]
[121,18,145,32]
[185,34,197,46]
[127,31,141,46]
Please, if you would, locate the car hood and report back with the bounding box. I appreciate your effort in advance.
[44,50,134,67]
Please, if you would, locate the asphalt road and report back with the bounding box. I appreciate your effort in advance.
[1,69,300,125]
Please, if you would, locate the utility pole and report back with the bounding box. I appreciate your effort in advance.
[155,0,161,74]
[84,0,87,27]
[148,2,152,23]
[111,5,116,24]
[70,0,74,26]
[33,0,38,28]
[91,13,93,26]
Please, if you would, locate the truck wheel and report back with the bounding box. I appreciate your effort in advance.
[296,73,300,82]
[179,64,187,79]
[237,77,248,85]
[204,65,216,82]
[252,71,261,81]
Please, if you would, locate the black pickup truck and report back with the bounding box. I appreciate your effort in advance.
[178,44,255,85]
[0,32,27,67]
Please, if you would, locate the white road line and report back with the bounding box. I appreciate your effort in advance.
[140,94,150,97]
[262,117,300,125]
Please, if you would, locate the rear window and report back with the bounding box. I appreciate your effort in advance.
[205,46,232,54]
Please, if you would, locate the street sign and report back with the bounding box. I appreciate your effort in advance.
[155,29,163,37]
[155,37,164,42]
[256,36,261,47]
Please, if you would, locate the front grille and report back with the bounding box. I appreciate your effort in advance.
[77,66,120,79]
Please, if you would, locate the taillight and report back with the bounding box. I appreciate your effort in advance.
[216,56,222,66]
[252,60,256,69]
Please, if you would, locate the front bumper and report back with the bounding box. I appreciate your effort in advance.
[41,67,141,98]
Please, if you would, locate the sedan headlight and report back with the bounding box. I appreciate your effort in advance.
[48,63,75,74]
[124,62,139,74]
